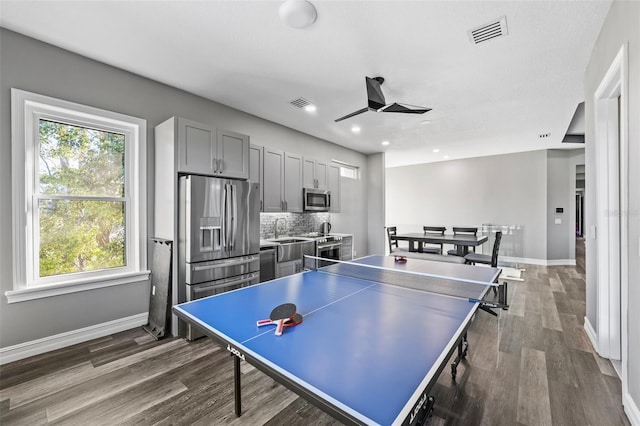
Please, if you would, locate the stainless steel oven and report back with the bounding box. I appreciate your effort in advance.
[316,236,342,267]
[303,188,330,212]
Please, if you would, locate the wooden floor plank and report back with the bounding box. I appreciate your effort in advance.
[517,347,552,425]
[540,286,563,331]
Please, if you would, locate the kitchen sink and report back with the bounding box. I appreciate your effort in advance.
[266,238,315,263]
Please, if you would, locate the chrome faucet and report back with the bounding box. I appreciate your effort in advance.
[274,217,288,239]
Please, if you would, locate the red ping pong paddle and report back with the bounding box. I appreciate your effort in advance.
[394,255,407,263]
[283,313,303,327]
[256,313,302,328]
[256,303,297,336]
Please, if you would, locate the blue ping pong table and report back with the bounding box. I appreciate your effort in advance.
[173,255,505,425]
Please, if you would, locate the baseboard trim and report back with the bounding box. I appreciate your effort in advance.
[624,392,640,426]
[0,312,148,365]
[584,316,599,353]
[501,256,576,266]
[546,259,577,266]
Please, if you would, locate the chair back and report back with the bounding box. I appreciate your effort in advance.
[386,226,398,252]
[452,226,478,235]
[490,231,503,267]
[423,226,446,235]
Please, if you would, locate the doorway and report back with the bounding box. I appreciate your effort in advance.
[593,44,628,388]
[576,164,585,238]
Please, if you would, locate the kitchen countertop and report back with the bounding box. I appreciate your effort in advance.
[260,233,353,249]
[260,240,279,249]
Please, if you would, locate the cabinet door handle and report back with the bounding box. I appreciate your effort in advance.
[218,159,223,173]
[212,157,218,172]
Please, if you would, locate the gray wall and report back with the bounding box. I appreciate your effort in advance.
[546,149,585,261]
[366,153,386,256]
[386,149,585,264]
[0,29,370,349]
[386,150,549,262]
[584,0,640,413]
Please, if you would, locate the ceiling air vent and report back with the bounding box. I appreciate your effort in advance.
[468,16,508,45]
[290,97,312,109]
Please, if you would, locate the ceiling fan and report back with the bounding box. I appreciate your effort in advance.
[334,76,431,122]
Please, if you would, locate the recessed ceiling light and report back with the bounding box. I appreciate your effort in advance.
[351,126,361,133]
[444,155,450,159]
[381,141,390,146]
[421,120,431,125]
[304,104,316,113]
[433,149,440,153]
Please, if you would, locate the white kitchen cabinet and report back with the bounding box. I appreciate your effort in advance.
[262,148,303,212]
[217,129,250,179]
[284,152,303,212]
[175,117,249,179]
[303,157,328,189]
[328,163,341,213]
[249,144,264,211]
[340,235,353,260]
[275,259,303,278]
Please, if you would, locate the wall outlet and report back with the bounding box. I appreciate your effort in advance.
[555,218,562,225]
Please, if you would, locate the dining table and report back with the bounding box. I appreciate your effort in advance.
[391,233,488,256]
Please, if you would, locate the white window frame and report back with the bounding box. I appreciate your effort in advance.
[7,89,149,303]
[340,165,359,180]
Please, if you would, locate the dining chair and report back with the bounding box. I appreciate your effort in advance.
[421,226,446,254]
[464,231,502,267]
[447,226,478,256]
[386,226,408,253]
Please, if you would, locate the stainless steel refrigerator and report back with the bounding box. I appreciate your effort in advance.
[178,175,260,340]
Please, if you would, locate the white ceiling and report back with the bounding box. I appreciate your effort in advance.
[0,0,610,167]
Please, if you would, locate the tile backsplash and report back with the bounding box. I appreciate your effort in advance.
[260,212,330,239]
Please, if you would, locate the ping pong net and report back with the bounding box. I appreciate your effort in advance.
[303,255,498,302]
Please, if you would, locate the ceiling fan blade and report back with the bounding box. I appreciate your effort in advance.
[380,102,431,114]
[365,77,386,110]
[334,107,370,122]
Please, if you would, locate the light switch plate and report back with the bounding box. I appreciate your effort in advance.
[555,218,562,224]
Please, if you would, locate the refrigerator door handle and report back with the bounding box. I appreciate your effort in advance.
[192,255,260,271]
[224,183,233,251]
[230,183,237,250]
[221,183,228,250]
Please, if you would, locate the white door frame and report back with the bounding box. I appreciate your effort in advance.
[594,43,628,391]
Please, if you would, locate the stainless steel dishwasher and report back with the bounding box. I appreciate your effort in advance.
[259,247,276,282]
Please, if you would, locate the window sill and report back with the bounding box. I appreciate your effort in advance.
[5,270,151,304]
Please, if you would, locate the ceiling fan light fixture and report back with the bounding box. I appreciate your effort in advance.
[279,0,317,29]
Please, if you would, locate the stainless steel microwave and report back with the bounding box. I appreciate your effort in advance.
[303,188,331,212]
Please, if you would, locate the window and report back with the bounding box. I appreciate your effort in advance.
[8,89,148,302]
[339,165,359,180]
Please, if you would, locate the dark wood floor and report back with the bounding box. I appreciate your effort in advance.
[0,239,630,425]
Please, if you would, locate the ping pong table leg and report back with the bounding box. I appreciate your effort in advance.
[234,355,241,416]
[451,333,469,381]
